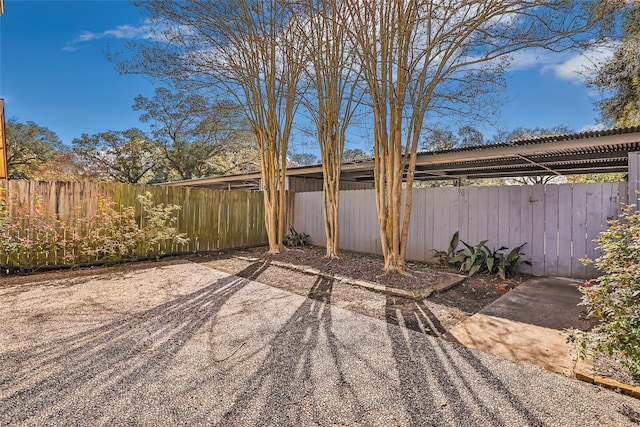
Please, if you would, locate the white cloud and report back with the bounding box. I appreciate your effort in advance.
[507,49,556,71]
[540,46,615,84]
[62,21,160,52]
[505,42,617,86]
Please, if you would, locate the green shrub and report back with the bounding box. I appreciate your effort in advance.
[83,194,142,262]
[459,239,489,276]
[0,190,61,269]
[433,231,466,266]
[0,188,188,270]
[568,203,640,379]
[137,191,189,258]
[434,231,527,279]
[484,244,528,280]
[284,226,309,247]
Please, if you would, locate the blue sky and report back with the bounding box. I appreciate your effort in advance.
[0,0,612,154]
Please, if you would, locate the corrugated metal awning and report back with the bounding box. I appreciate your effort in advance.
[162,126,640,190]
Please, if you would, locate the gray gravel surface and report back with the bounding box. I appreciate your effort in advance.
[1,262,640,426]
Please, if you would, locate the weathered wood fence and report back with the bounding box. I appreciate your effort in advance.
[0,180,269,261]
[293,182,629,279]
[2,174,633,278]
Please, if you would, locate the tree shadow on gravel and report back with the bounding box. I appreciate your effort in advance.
[219,276,372,425]
[0,262,268,426]
[385,296,546,426]
[620,404,640,424]
[385,296,447,337]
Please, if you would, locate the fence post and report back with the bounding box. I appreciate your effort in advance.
[629,152,640,208]
[285,190,295,232]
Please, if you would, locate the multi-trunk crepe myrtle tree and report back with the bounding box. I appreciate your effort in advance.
[117,0,307,253]
[297,0,364,259]
[116,0,622,271]
[340,0,621,273]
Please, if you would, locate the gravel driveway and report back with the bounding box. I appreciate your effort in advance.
[1,261,639,426]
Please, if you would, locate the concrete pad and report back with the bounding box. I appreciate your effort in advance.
[480,278,592,331]
[446,278,592,376]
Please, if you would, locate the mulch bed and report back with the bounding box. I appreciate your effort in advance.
[593,354,640,388]
[237,245,529,315]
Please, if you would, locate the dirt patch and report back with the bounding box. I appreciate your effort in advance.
[593,354,640,387]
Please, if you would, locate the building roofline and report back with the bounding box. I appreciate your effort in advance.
[161,126,640,189]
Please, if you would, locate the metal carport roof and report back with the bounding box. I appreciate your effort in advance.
[162,126,640,190]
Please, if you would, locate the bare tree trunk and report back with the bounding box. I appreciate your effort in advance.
[322,148,341,258]
[261,153,281,253]
[302,0,362,259]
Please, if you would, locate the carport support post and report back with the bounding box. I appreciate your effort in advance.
[629,152,640,208]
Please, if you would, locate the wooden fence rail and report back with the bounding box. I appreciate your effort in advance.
[293,182,628,279]
[0,180,269,265]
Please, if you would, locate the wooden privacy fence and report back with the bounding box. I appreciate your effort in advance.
[293,182,628,279]
[0,180,269,264]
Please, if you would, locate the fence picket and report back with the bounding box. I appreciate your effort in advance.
[530,185,546,276]
[570,184,588,278]
[518,185,533,275]
[477,186,489,249]
[497,186,511,250]
[457,188,469,247]
[585,184,604,278]
[409,188,425,261]
[508,185,521,252]
[486,187,500,248]
[557,185,573,277]
[543,185,560,277]
[357,191,369,253]
[0,181,268,264]
[466,187,479,247]
[423,188,435,261]
[431,188,445,253]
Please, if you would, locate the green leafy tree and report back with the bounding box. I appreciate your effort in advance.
[589,4,640,127]
[566,173,626,184]
[72,128,162,184]
[38,149,103,182]
[5,118,62,179]
[118,1,307,253]
[133,88,257,181]
[458,125,485,147]
[421,125,485,151]
[422,128,457,151]
[342,148,369,162]
[289,152,318,166]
